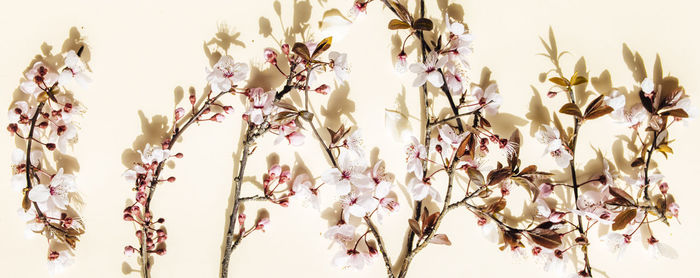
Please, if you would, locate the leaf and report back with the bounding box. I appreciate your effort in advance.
[630,157,645,167]
[502,230,523,249]
[388,19,411,30]
[659,108,689,118]
[519,165,537,175]
[423,212,440,233]
[508,129,521,166]
[389,0,413,23]
[485,199,507,214]
[657,144,673,158]
[549,77,569,87]
[22,192,31,211]
[430,234,452,246]
[412,18,434,31]
[609,187,635,206]
[612,209,637,231]
[408,219,422,236]
[291,42,311,61]
[455,136,469,158]
[559,103,583,118]
[584,105,614,120]
[571,76,588,86]
[312,37,333,58]
[583,95,605,116]
[467,168,485,187]
[511,177,539,202]
[527,228,562,249]
[275,101,298,112]
[487,167,511,186]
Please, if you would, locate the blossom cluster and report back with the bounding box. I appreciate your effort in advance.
[8,47,90,275]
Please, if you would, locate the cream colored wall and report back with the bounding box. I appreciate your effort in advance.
[1,0,698,277]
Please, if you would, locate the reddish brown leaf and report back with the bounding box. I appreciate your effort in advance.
[527,228,562,249]
[612,209,637,231]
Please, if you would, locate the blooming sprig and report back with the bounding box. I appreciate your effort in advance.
[9,45,89,275]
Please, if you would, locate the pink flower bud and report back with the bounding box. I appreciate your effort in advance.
[538,183,554,199]
[63,103,73,113]
[48,251,60,261]
[264,48,277,64]
[167,176,176,183]
[279,199,289,207]
[477,217,487,226]
[123,214,134,221]
[155,248,167,255]
[668,202,680,217]
[314,84,330,95]
[124,246,136,256]
[531,246,542,256]
[7,124,18,133]
[238,213,246,226]
[547,91,558,98]
[281,44,290,55]
[174,107,185,121]
[211,113,225,122]
[223,106,234,114]
[255,217,270,232]
[659,182,669,195]
[189,94,196,105]
[46,143,56,151]
[175,153,184,158]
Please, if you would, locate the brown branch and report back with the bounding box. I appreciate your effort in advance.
[221,74,295,278]
[139,91,228,278]
[365,216,395,278]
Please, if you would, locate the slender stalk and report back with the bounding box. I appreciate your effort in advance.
[220,81,293,278]
[642,131,658,201]
[566,88,592,276]
[365,216,395,278]
[140,91,227,278]
[25,102,47,219]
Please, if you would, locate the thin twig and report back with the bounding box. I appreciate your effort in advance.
[140,91,228,278]
[365,216,395,278]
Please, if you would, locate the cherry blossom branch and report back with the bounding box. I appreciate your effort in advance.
[137,91,228,278]
[364,216,395,278]
[563,78,593,276]
[25,102,46,216]
[642,130,658,201]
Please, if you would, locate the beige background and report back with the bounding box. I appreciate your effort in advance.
[1,0,699,277]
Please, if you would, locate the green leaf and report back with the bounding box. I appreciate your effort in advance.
[549,77,569,87]
[388,19,411,30]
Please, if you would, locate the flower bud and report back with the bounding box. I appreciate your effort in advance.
[174,107,186,121]
[547,91,558,98]
[123,214,134,221]
[167,176,176,183]
[531,246,542,256]
[211,113,225,122]
[124,246,136,256]
[38,121,49,128]
[223,106,234,114]
[156,218,165,224]
[659,182,669,195]
[238,213,246,226]
[189,94,196,105]
[264,48,277,64]
[314,84,330,95]
[255,217,270,232]
[175,153,184,158]
[155,248,167,255]
[7,124,18,133]
[48,251,60,261]
[281,44,290,55]
[46,143,56,151]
